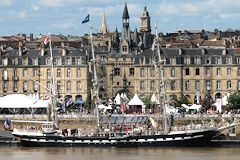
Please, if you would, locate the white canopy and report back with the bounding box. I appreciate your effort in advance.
[0,94,48,108]
[31,100,49,108]
[114,93,121,105]
[188,104,202,111]
[98,104,112,110]
[128,94,144,106]
[150,93,159,104]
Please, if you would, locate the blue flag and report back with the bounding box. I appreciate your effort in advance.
[82,14,89,24]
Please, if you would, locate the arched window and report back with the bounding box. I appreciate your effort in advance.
[185,80,190,91]
[56,57,61,65]
[47,69,51,78]
[150,80,155,91]
[140,68,145,77]
[77,68,81,77]
[150,67,155,77]
[66,81,71,93]
[57,69,61,77]
[23,80,28,92]
[47,81,51,90]
[171,68,176,77]
[227,80,231,90]
[3,69,8,80]
[67,68,71,77]
[77,81,81,92]
[57,81,61,92]
[140,81,145,90]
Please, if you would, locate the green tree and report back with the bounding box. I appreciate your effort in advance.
[143,95,152,109]
[201,96,214,112]
[171,95,191,107]
[228,92,240,110]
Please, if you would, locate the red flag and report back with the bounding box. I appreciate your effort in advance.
[44,34,51,45]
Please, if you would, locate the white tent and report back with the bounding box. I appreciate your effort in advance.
[150,93,159,104]
[181,104,189,109]
[114,93,121,105]
[98,104,112,110]
[98,104,108,109]
[128,94,144,106]
[0,94,48,108]
[188,104,202,111]
[31,100,49,108]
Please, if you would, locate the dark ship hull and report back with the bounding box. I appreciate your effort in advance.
[13,129,219,147]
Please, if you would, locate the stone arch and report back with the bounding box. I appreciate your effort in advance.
[215,92,222,99]
[194,94,202,104]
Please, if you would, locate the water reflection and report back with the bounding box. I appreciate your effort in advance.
[0,147,239,160]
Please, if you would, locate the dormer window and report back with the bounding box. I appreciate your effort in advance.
[226,56,232,64]
[206,57,211,64]
[12,58,18,65]
[184,57,190,65]
[3,58,8,66]
[216,57,222,64]
[76,57,82,65]
[46,58,51,65]
[194,57,201,65]
[170,57,176,65]
[33,58,39,66]
[66,57,72,65]
[23,58,29,65]
[122,45,127,52]
[56,58,62,65]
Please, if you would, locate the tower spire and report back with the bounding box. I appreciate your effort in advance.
[100,12,107,35]
[122,2,129,19]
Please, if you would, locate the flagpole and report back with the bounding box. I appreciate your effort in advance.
[89,21,100,127]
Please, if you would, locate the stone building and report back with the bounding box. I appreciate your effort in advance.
[0,39,89,101]
[1,2,240,106]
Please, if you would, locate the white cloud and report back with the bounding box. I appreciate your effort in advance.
[219,13,240,19]
[9,11,27,19]
[0,0,12,6]
[18,11,27,18]
[52,21,76,29]
[31,5,40,11]
[182,3,200,15]
[38,0,65,7]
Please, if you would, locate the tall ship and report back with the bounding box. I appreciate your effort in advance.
[12,20,223,147]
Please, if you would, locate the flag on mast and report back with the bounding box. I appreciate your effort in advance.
[44,34,51,46]
[82,14,90,24]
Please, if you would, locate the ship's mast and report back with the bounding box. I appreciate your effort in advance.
[89,23,100,126]
[48,34,58,129]
[153,24,168,133]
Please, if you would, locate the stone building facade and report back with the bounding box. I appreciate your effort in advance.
[1,2,240,105]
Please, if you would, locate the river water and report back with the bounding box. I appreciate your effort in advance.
[0,147,239,160]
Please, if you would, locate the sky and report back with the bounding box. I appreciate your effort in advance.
[1,0,240,37]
